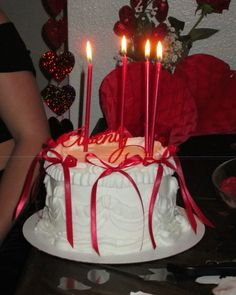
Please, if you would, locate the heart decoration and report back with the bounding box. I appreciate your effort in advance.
[48,117,74,139]
[42,0,67,17]
[40,50,75,82]
[41,84,76,116]
[42,18,67,50]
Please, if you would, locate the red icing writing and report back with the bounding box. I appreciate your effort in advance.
[56,129,128,148]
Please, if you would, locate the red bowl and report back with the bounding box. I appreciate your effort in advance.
[212,158,236,208]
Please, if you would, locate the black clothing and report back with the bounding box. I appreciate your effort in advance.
[0,22,35,143]
[0,22,37,294]
[0,120,12,143]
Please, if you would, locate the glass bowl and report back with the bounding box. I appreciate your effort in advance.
[212,158,236,208]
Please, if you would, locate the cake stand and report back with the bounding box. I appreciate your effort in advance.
[23,207,205,264]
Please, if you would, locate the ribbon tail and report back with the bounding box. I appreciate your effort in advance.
[91,178,100,255]
[148,164,163,249]
[174,157,214,230]
[14,155,39,219]
[184,188,214,228]
[63,166,74,247]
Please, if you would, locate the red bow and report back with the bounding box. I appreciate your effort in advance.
[42,148,77,247]
[144,145,213,249]
[86,153,144,255]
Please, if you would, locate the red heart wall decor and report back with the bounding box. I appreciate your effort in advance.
[42,18,67,50]
[40,50,75,82]
[48,117,74,140]
[41,84,76,116]
[42,0,67,17]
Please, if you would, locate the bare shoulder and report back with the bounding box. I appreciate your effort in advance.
[0,9,10,24]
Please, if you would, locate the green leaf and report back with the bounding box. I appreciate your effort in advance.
[189,28,219,42]
[168,16,185,32]
[179,35,192,50]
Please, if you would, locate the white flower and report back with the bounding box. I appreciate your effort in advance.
[175,41,182,50]
[160,27,184,72]
[172,55,178,63]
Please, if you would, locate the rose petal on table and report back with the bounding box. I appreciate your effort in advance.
[58,277,91,291]
[87,269,110,285]
[212,277,236,295]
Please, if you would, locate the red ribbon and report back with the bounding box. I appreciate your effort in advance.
[14,155,40,219]
[14,139,56,219]
[147,163,163,249]
[145,145,213,249]
[14,139,77,247]
[85,153,144,255]
[15,137,213,253]
[42,148,77,247]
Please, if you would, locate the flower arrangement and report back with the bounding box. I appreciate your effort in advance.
[113,0,231,71]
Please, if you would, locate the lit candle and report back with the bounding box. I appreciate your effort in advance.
[150,41,162,156]
[119,36,127,148]
[144,40,150,155]
[84,41,93,152]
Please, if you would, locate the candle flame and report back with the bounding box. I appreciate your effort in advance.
[86,41,92,63]
[145,40,150,59]
[157,41,162,61]
[121,36,127,55]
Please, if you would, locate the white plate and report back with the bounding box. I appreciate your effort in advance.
[23,208,205,264]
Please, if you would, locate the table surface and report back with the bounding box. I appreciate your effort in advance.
[14,197,236,295]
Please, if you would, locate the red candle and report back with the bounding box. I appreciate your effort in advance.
[150,41,162,156]
[84,41,93,152]
[119,36,127,148]
[144,40,150,155]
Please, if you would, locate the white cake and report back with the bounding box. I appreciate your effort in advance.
[35,131,191,256]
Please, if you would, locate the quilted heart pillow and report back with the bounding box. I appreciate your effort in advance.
[99,61,198,145]
[175,54,236,136]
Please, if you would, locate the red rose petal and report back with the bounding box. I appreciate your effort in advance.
[220,176,236,198]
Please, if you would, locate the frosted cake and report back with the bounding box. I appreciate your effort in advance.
[34,131,200,256]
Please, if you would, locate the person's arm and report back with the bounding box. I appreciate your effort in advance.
[0,9,50,240]
[0,70,49,240]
